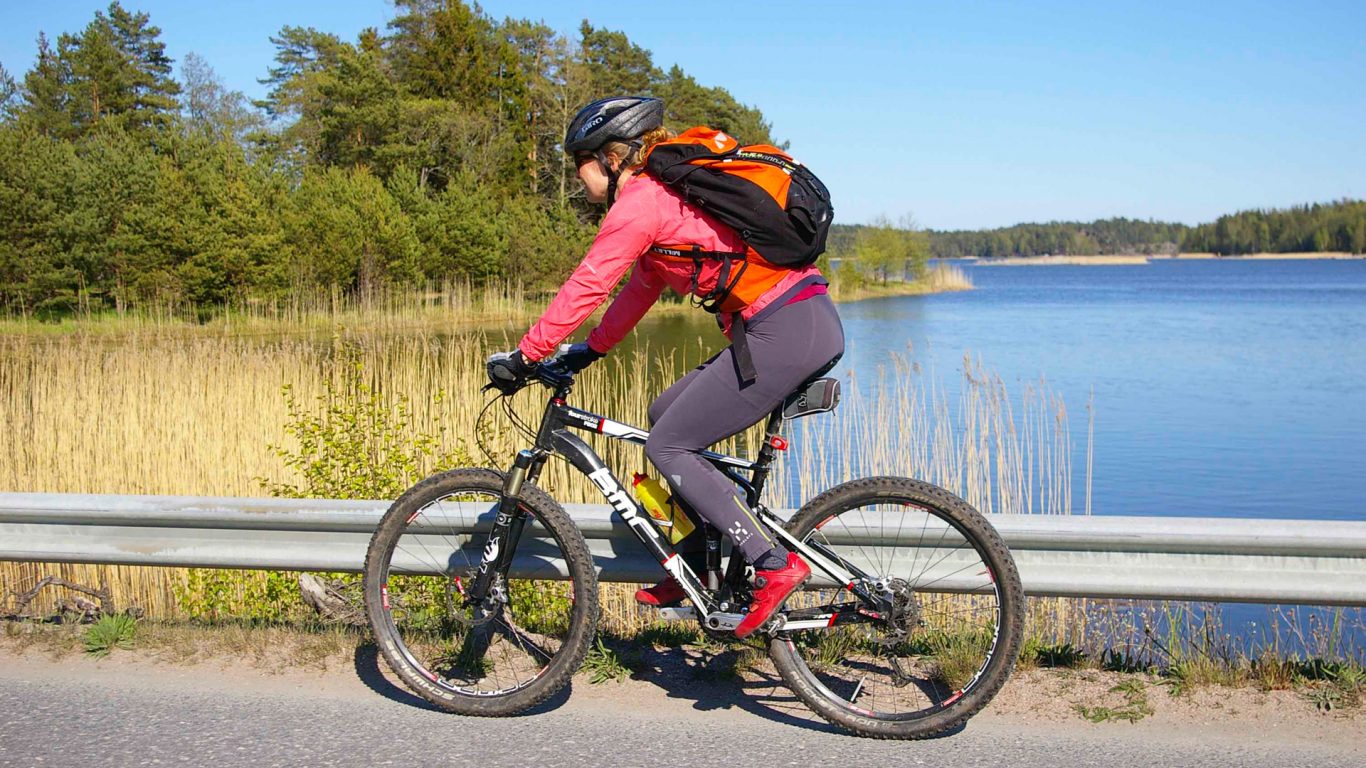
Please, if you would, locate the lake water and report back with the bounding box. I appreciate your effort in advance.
[837,257,1366,523]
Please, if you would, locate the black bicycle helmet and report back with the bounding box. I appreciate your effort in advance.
[564,96,664,155]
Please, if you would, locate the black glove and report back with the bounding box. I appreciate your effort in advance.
[486,350,536,394]
[555,342,606,373]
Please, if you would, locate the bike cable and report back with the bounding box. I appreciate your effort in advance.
[501,395,540,442]
[473,394,505,469]
[474,390,570,471]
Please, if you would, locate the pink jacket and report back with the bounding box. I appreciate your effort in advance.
[518,174,824,361]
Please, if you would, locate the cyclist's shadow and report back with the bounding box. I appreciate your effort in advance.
[634,641,968,739]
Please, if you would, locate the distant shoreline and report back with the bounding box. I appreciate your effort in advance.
[962,252,1363,266]
[1163,251,1364,260]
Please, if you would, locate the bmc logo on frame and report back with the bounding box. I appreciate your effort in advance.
[588,467,638,519]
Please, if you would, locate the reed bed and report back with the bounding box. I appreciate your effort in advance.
[0,266,971,341]
[3,319,1358,679]
[0,279,543,340]
[1,323,1069,621]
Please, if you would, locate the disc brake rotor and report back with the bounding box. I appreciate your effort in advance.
[444,572,504,627]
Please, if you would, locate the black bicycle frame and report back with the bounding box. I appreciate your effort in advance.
[469,374,891,630]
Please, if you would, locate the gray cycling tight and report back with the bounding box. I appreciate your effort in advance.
[645,292,845,569]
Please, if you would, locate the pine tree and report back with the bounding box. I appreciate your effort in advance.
[654,65,778,146]
[20,33,74,138]
[258,25,346,116]
[314,43,401,172]
[0,124,81,312]
[104,2,181,136]
[16,4,180,142]
[577,22,657,95]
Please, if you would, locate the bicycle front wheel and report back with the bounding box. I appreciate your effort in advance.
[769,476,1024,739]
[362,468,599,716]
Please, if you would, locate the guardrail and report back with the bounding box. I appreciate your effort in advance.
[2,492,1363,606]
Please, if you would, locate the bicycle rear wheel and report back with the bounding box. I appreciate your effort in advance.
[769,476,1023,739]
[362,468,599,716]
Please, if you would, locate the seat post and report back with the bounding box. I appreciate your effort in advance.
[747,408,787,503]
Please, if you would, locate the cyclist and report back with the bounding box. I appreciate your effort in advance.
[487,96,844,638]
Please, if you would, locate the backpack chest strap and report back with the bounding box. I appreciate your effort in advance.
[648,245,749,314]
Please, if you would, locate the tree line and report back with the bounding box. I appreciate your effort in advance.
[916,201,1365,260]
[0,1,776,316]
[927,218,1187,259]
[1181,200,1366,256]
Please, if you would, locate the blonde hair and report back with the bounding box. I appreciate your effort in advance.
[603,125,675,171]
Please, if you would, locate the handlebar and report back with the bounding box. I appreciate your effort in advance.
[483,350,577,396]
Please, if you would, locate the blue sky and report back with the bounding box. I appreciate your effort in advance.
[3,1,1363,230]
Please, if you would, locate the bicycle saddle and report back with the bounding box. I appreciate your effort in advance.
[781,354,843,420]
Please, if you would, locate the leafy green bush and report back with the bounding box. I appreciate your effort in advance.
[173,569,303,623]
[258,357,471,501]
[174,357,472,622]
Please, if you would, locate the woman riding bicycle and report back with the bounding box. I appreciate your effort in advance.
[486,96,845,638]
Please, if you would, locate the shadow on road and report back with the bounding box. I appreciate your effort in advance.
[351,642,573,715]
[353,638,966,737]
[630,641,968,739]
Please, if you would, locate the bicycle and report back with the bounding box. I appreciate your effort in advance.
[361,350,1024,739]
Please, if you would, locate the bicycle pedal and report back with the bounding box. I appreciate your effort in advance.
[657,606,697,622]
[761,614,788,635]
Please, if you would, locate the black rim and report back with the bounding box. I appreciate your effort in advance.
[782,495,1006,721]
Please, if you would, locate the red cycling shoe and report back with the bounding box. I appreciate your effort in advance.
[734,553,811,639]
[634,577,687,606]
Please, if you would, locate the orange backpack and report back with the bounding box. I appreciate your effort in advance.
[640,127,833,315]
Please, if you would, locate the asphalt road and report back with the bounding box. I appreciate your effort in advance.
[0,649,1360,768]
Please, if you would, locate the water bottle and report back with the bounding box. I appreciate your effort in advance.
[631,472,696,545]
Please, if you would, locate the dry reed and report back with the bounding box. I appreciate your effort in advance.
[0,323,1078,627]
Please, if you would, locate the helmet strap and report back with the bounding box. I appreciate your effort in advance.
[597,141,642,208]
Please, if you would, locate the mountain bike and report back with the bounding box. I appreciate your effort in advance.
[361,351,1024,739]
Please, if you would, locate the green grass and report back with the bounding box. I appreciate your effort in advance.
[82,614,138,658]
[1020,638,1089,669]
[637,622,702,648]
[582,636,643,684]
[1073,678,1155,723]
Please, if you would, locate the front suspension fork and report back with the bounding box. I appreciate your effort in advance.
[465,450,536,606]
